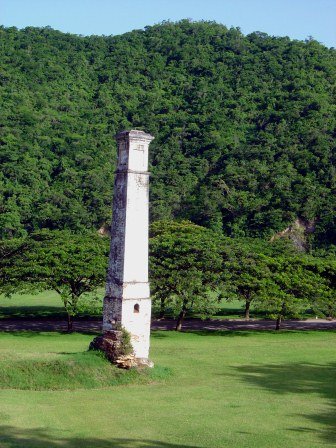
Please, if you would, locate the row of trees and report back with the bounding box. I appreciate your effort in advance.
[1,222,335,331]
[150,221,335,330]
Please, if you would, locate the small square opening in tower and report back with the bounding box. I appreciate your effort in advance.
[134,303,140,313]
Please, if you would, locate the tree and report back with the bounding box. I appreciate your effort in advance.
[303,255,336,319]
[222,250,273,320]
[219,238,332,329]
[150,221,223,330]
[0,230,109,330]
[254,256,330,329]
[218,237,296,319]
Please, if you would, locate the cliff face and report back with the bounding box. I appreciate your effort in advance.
[1,22,335,246]
[271,219,316,252]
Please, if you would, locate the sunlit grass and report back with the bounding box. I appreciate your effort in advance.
[0,290,104,318]
[0,348,170,391]
[0,330,335,447]
[0,291,321,321]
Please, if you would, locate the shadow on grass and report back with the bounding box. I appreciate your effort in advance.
[151,329,259,338]
[0,314,101,334]
[0,427,202,448]
[213,305,316,320]
[187,329,336,337]
[0,307,102,320]
[0,331,100,338]
[213,308,267,319]
[184,329,310,337]
[0,306,66,318]
[0,330,52,338]
[186,330,254,337]
[151,331,170,339]
[231,362,336,444]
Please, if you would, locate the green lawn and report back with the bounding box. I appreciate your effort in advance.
[0,330,335,447]
[1,292,250,320]
[0,291,65,318]
[0,292,314,321]
[0,291,103,319]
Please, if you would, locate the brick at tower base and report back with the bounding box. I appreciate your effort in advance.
[101,130,154,367]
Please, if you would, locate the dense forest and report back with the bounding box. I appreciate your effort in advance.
[0,21,335,246]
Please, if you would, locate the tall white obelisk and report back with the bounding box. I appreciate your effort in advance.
[103,130,154,363]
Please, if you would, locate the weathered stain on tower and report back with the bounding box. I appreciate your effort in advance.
[103,130,154,364]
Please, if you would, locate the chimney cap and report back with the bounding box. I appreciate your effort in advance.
[116,129,154,142]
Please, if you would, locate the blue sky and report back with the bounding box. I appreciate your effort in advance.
[1,0,335,47]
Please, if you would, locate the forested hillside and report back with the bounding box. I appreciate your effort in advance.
[1,21,335,245]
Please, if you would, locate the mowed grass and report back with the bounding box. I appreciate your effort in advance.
[0,344,170,391]
[1,292,315,321]
[1,292,262,320]
[0,291,104,318]
[0,330,335,447]
[0,291,65,318]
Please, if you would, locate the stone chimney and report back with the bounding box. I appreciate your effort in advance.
[103,130,154,365]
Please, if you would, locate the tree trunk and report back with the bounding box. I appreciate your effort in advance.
[276,303,286,330]
[67,313,73,332]
[176,309,186,331]
[244,300,251,320]
[159,297,166,319]
[327,305,334,320]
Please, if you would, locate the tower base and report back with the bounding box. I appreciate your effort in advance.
[135,357,154,368]
[89,331,154,369]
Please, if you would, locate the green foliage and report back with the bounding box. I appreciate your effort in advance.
[150,222,335,328]
[150,221,223,329]
[253,256,331,327]
[303,256,336,318]
[119,326,134,356]
[0,22,335,246]
[220,237,335,327]
[112,324,135,357]
[221,250,273,318]
[0,230,109,329]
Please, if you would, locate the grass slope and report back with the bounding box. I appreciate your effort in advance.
[0,349,169,391]
[0,330,335,447]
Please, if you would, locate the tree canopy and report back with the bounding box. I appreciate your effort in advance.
[150,221,223,329]
[149,221,335,329]
[0,230,109,330]
[0,21,335,246]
